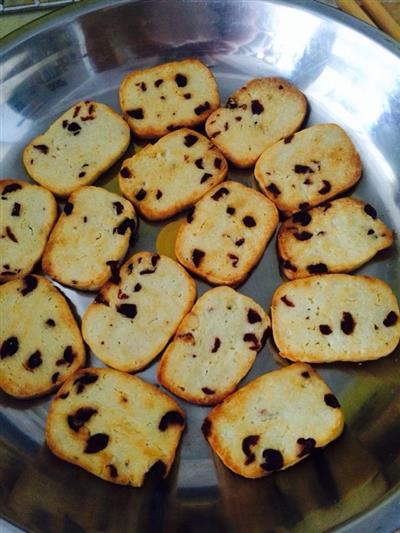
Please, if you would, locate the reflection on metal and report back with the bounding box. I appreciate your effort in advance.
[0,1,399,532]
[0,0,79,14]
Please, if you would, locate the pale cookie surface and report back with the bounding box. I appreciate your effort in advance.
[175,181,279,286]
[119,59,219,138]
[23,101,130,197]
[42,186,136,291]
[119,128,228,220]
[271,274,400,362]
[0,275,85,398]
[158,287,271,405]
[82,252,196,372]
[254,123,362,215]
[46,367,185,487]
[205,77,307,168]
[202,363,344,478]
[278,198,393,279]
[0,180,57,283]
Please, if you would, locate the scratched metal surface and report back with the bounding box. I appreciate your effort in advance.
[0,1,400,531]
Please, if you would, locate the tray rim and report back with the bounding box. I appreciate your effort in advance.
[0,1,399,532]
[0,0,400,56]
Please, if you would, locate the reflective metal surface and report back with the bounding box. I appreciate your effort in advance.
[1,1,400,531]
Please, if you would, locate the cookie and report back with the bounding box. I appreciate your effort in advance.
[23,101,130,197]
[119,59,219,138]
[278,198,393,279]
[0,275,85,398]
[158,286,270,405]
[0,179,57,283]
[205,77,307,168]
[46,367,185,487]
[175,181,279,286]
[42,186,136,291]
[202,363,344,478]
[254,123,362,215]
[82,252,196,372]
[271,274,400,362]
[119,128,228,221]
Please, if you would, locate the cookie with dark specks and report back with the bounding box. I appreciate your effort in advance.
[42,186,136,291]
[82,252,196,372]
[202,363,344,478]
[46,367,185,487]
[158,286,270,405]
[0,275,85,398]
[255,124,362,215]
[175,181,279,286]
[278,197,393,279]
[23,101,130,197]
[205,77,307,168]
[0,179,57,283]
[119,59,219,138]
[271,274,400,362]
[119,128,227,220]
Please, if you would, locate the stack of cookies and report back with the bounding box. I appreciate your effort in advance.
[1,57,398,488]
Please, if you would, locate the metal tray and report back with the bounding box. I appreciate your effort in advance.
[1,1,399,531]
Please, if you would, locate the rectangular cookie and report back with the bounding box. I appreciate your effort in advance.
[0,179,57,283]
[255,123,362,215]
[42,186,136,291]
[205,77,307,168]
[46,367,185,487]
[82,252,196,372]
[278,198,393,279]
[119,128,228,220]
[23,101,130,197]
[271,274,400,362]
[175,181,279,286]
[0,275,85,398]
[202,363,344,478]
[158,286,271,405]
[119,59,219,138]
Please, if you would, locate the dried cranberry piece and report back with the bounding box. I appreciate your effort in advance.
[242,435,260,465]
[116,304,137,319]
[11,203,21,216]
[159,411,185,431]
[292,211,311,226]
[247,309,262,323]
[192,249,205,267]
[266,183,280,197]
[211,187,229,201]
[175,74,188,87]
[294,164,313,174]
[21,275,38,296]
[127,108,144,119]
[26,350,42,369]
[84,433,109,453]
[120,167,131,178]
[67,407,97,432]
[211,337,221,353]
[194,101,210,115]
[260,449,283,471]
[341,312,355,335]
[184,134,198,147]
[324,393,340,408]
[318,180,331,195]
[243,216,256,227]
[364,204,377,219]
[2,183,22,194]
[297,437,316,457]
[33,144,49,154]
[383,311,398,327]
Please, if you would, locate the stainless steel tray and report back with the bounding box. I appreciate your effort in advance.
[1,1,400,531]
